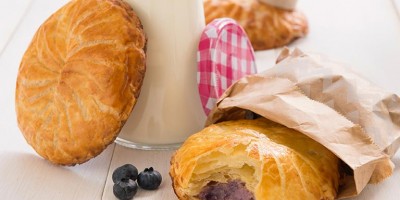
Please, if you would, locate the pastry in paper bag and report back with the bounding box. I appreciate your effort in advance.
[202,49,398,198]
[171,118,341,199]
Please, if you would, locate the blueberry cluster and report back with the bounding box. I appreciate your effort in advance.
[112,164,162,200]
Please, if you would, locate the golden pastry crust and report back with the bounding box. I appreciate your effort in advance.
[15,0,146,165]
[170,119,339,200]
[204,0,308,50]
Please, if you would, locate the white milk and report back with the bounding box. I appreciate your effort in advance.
[118,0,206,148]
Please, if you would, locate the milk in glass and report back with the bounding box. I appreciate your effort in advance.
[117,0,206,149]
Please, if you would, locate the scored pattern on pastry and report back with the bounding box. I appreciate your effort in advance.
[170,119,339,200]
[203,0,308,50]
[15,0,146,165]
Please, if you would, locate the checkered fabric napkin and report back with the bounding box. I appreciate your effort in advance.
[197,18,257,115]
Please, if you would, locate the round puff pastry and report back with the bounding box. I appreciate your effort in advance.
[170,119,340,200]
[15,0,146,165]
[204,0,308,50]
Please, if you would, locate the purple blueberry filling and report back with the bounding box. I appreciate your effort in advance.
[198,180,255,200]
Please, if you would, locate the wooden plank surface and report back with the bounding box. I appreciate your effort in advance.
[0,145,115,200]
[0,0,33,56]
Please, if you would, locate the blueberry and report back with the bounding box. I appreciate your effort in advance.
[113,179,138,200]
[112,164,138,183]
[137,167,162,190]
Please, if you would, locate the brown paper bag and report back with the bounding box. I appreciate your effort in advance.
[206,49,396,198]
[271,48,400,157]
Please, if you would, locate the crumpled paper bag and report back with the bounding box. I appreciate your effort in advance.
[206,48,398,198]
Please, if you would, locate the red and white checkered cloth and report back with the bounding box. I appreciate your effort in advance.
[197,18,257,115]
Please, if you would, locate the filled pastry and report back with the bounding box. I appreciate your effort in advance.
[203,0,308,50]
[15,0,146,165]
[170,118,340,200]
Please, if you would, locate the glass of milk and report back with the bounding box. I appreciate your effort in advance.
[116,0,206,150]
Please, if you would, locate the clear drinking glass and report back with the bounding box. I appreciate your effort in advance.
[116,0,206,150]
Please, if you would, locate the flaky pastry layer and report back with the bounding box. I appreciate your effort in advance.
[170,119,339,200]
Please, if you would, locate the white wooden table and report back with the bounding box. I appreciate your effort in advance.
[1,0,400,199]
